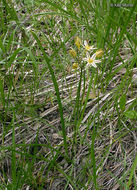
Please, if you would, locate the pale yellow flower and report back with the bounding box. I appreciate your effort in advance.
[83,41,95,51]
[74,36,81,49]
[69,48,77,57]
[72,62,78,70]
[95,49,103,58]
[83,53,101,68]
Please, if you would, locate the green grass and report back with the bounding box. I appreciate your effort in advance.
[0,0,137,189]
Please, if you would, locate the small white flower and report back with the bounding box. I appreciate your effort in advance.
[83,41,95,51]
[83,53,101,68]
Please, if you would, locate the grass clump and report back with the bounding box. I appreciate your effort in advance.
[0,0,137,189]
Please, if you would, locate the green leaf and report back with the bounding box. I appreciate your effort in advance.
[0,36,5,53]
[124,110,137,119]
[6,29,16,52]
[119,94,126,112]
[31,31,69,160]
[7,48,21,69]
[0,78,5,108]
[2,0,19,21]
[127,154,137,188]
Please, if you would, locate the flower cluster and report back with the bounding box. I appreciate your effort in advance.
[69,36,103,71]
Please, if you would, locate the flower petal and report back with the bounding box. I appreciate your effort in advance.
[92,62,97,68]
[91,53,96,60]
[84,40,88,46]
[86,52,90,58]
[83,58,88,61]
[94,60,101,63]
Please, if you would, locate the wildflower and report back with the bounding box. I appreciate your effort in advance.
[95,49,103,58]
[83,41,95,51]
[83,53,101,68]
[74,36,81,49]
[69,48,77,57]
[72,62,78,70]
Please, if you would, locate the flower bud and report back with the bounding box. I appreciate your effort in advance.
[72,62,78,70]
[74,36,81,49]
[95,49,103,58]
[69,48,77,57]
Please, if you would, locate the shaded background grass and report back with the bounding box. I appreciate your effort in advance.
[0,0,137,189]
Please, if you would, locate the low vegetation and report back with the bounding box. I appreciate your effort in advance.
[0,0,137,189]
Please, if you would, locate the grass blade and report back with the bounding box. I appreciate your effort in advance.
[31,31,69,159]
